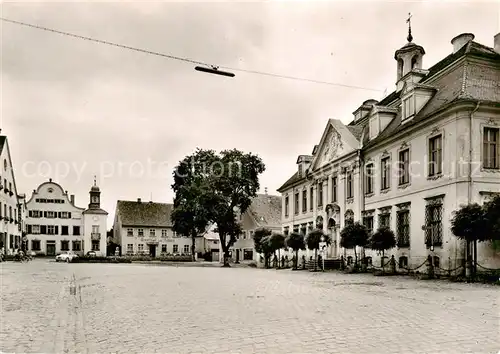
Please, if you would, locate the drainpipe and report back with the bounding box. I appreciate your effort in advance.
[468,101,480,275]
[358,149,365,262]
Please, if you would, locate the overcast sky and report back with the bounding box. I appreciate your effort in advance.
[1,1,499,228]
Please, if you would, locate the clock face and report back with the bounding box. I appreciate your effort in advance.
[92,216,99,221]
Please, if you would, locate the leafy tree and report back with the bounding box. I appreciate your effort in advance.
[172,148,265,267]
[369,227,396,272]
[451,202,493,270]
[484,195,500,241]
[340,222,369,265]
[260,235,274,268]
[253,227,272,268]
[171,160,216,261]
[306,229,331,271]
[269,233,286,268]
[286,233,306,269]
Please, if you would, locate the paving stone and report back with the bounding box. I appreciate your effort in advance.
[1,260,499,353]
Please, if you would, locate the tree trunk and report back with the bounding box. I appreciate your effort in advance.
[354,247,358,267]
[473,239,477,276]
[295,250,299,270]
[278,249,281,269]
[314,249,318,271]
[381,249,385,274]
[191,231,196,262]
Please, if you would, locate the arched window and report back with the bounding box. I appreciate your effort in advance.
[399,256,408,268]
[328,218,336,229]
[397,58,404,79]
[345,210,354,225]
[411,56,418,70]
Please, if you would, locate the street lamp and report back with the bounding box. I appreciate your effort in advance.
[195,65,235,77]
[320,235,325,271]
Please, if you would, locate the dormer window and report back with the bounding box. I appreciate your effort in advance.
[402,96,415,120]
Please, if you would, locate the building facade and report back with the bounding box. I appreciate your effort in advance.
[0,136,23,254]
[25,179,108,256]
[113,198,202,257]
[82,181,108,256]
[278,31,500,269]
[225,193,282,263]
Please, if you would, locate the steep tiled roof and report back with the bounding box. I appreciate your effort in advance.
[247,194,282,227]
[277,171,305,193]
[116,200,173,227]
[347,125,364,140]
[363,41,500,150]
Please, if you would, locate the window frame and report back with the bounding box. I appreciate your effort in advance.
[398,148,410,186]
[482,126,499,170]
[428,134,443,177]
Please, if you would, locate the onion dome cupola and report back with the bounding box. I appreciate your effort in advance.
[395,13,425,82]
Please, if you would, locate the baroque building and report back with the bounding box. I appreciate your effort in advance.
[278,30,500,269]
[25,178,108,256]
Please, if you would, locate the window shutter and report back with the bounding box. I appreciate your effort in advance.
[43,211,47,218]
[27,225,32,234]
[40,225,47,234]
[68,212,72,219]
[54,226,59,235]
[58,212,61,218]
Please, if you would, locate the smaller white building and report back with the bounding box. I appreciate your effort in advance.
[82,181,108,256]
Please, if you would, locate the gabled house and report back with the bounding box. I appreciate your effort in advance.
[0,135,23,254]
[278,30,500,269]
[225,193,282,263]
[113,198,203,257]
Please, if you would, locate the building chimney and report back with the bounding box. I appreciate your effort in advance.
[495,33,500,54]
[49,178,52,182]
[137,198,141,203]
[451,33,475,53]
[70,195,75,204]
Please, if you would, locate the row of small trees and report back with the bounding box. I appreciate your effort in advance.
[253,223,397,270]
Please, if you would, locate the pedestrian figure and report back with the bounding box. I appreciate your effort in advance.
[302,255,306,270]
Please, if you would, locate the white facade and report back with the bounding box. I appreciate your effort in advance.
[278,32,500,270]
[25,179,108,256]
[113,199,202,257]
[82,182,108,256]
[0,136,23,254]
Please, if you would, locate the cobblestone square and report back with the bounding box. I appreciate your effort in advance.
[1,260,499,354]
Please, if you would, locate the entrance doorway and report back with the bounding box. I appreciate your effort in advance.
[46,242,56,256]
[235,249,240,263]
[149,244,156,258]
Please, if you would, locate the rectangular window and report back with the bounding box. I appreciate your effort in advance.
[346,172,353,199]
[309,187,314,211]
[138,229,144,237]
[61,240,70,251]
[61,226,69,235]
[283,227,289,236]
[398,149,410,185]
[173,244,179,253]
[284,196,289,217]
[138,244,144,252]
[73,226,80,236]
[46,211,56,218]
[293,225,299,234]
[127,228,133,236]
[162,229,168,237]
[47,225,57,235]
[161,244,167,253]
[381,157,390,190]
[31,240,41,251]
[32,225,40,234]
[302,190,307,213]
[243,249,253,261]
[9,206,12,219]
[379,213,390,229]
[72,241,82,251]
[397,210,410,248]
[483,127,499,169]
[318,182,323,207]
[127,244,133,254]
[363,216,374,234]
[183,245,190,254]
[150,229,156,237]
[294,192,299,214]
[428,135,443,176]
[403,97,415,119]
[40,225,47,234]
[425,200,443,247]
[60,212,70,219]
[331,176,338,203]
[91,240,100,251]
[365,164,374,195]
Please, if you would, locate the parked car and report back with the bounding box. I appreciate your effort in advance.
[86,251,96,257]
[55,251,79,263]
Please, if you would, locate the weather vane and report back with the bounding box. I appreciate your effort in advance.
[94,175,97,186]
[406,12,413,42]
